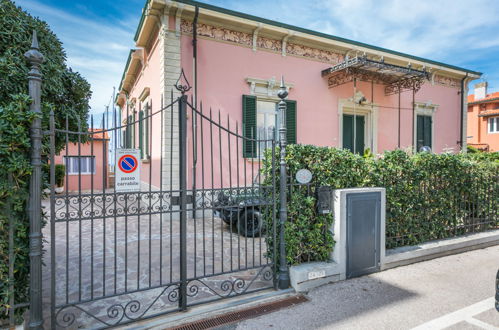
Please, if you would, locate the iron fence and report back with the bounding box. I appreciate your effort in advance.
[384,167,499,249]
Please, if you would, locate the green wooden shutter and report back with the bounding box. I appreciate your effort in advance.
[417,115,432,151]
[423,116,432,149]
[355,115,365,154]
[285,100,297,144]
[343,114,354,152]
[342,114,365,154]
[145,105,150,158]
[139,110,144,158]
[126,115,133,148]
[242,95,257,158]
[132,112,136,148]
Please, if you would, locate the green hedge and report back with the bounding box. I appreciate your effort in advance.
[263,145,499,266]
[0,95,35,323]
[0,0,92,323]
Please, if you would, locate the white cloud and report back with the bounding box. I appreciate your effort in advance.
[15,0,499,111]
[16,0,136,115]
[312,0,499,59]
[221,0,499,90]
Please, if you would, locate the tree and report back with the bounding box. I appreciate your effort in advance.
[0,0,92,323]
[0,0,92,149]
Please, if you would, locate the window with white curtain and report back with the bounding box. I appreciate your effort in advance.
[64,156,96,175]
[488,117,499,133]
[256,100,279,156]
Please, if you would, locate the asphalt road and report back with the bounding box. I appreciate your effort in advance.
[234,245,499,330]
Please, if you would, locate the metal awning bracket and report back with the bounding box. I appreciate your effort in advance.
[322,56,430,95]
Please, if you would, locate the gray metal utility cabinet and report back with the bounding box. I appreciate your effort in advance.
[290,187,386,292]
[332,188,386,280]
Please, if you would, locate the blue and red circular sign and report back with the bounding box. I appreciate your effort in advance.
[118,154,138,173]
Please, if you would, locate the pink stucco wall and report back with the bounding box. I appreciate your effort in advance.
[122,33,164,189]
[54,139,108,192]
[181,35,461,151]
[119,30,464,190]
[177,35,462,187]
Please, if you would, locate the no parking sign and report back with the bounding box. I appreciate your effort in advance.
[115,149,141,192]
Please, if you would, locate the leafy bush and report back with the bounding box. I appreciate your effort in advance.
[263,145,499,266]
[55,164,65,187]
[0,95,35,323]
[0,0,92,323]
[0,0,91,151]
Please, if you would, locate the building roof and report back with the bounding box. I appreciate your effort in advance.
[468,92,499,104]
[89,129,110,140]
[478,109,499,117]
[467,143,490,151]
[134,0,481,76]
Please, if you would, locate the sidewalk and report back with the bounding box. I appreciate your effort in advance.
[235,245,499,329]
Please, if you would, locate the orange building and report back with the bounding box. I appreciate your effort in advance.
[54,129,110,192]
[467,82,499,151]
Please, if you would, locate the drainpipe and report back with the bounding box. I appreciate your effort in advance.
[353,78,357,154]
[191,5,199,218]
[398,88,401,148]
[459,73,468,151]
[412,87,415,152]
[193,6,198,105]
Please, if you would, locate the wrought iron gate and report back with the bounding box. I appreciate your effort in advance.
[44,75,286,328]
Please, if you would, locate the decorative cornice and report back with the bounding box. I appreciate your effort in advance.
[181,19,251,46]
[252,23,263,52]
[433,74,460,88]
[281,30,294,57]
[139,87,151,101]
[180,19,343,65]
[246,77,293,97]
[175,4,185,37]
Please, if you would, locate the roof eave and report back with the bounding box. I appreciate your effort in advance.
[128,0,482,91]
[469,97,499,105]
[171,0,481,77]
[117,49,136,95]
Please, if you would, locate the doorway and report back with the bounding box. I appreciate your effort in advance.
[416,115,432,151]
[343,114,365,154]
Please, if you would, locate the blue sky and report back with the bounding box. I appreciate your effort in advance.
[16,0,499,118]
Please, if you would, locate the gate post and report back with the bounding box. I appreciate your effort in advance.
[277,77,290,289]
[25,30,44,329]
[178,92,188,310]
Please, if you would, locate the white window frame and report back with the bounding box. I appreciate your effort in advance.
[64,156,96,175]
[245,77,294,159]
[256,99,280,157]
[413,102,438,152]
[139,88,151,160]
[488,116,499,134]
[140,99,151,160]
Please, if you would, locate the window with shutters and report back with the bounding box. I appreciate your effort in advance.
[488,117,499,133]
[125,115,133,148]
[243,95,296,158]
[414,103,437,152]
[416,115,432,151]
[139,101,150,160]
[257,100,279,157]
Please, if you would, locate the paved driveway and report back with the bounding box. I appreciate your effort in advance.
[40,194,273,329]
[235,245,499,329]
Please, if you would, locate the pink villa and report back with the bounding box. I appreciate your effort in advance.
[115,0,481,190]
[54,129,110,192]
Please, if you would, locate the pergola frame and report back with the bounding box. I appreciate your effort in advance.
[321,56,430,96]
